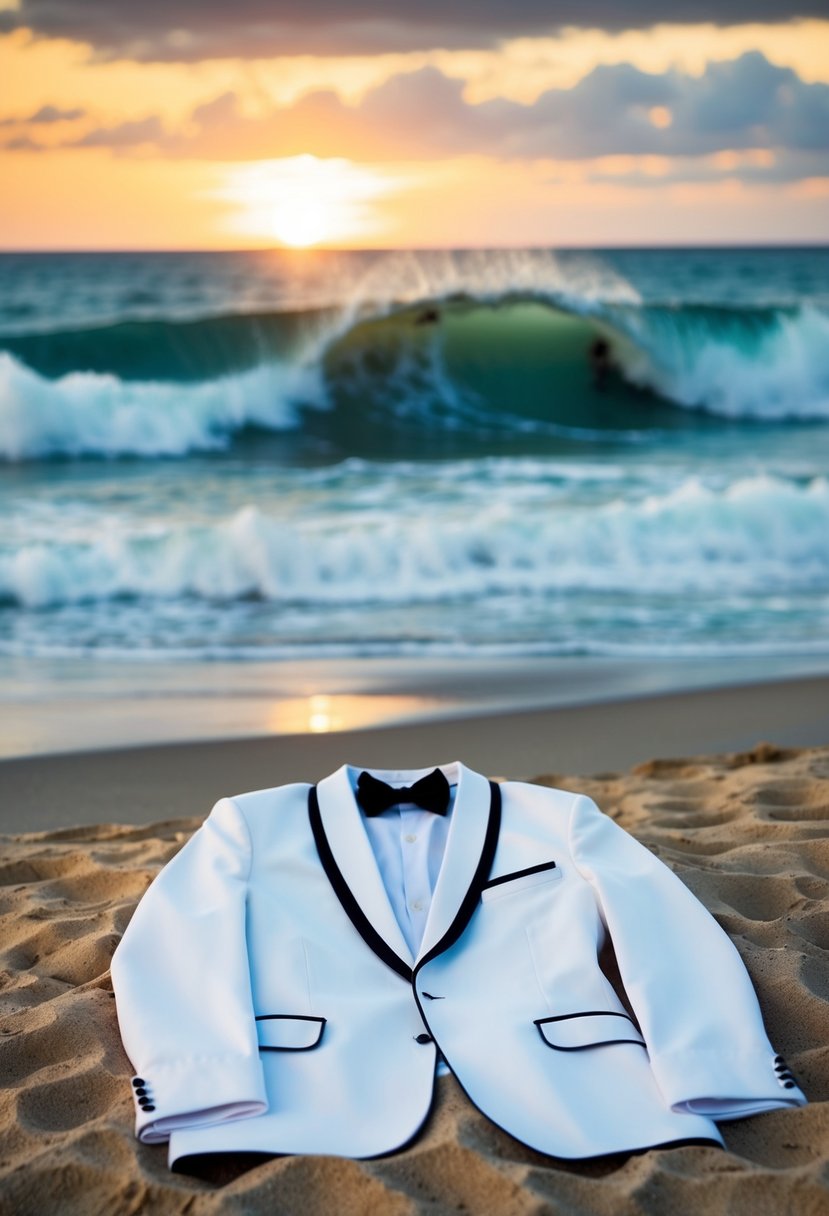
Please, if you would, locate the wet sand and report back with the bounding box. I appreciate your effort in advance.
[1,672,828,832]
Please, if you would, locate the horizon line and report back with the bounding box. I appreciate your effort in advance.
[2,239,828,255]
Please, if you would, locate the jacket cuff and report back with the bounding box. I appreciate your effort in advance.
[130,1054,268,1144]
[650,1046,807,1121]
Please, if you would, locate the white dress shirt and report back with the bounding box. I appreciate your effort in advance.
[361,772,455,1074]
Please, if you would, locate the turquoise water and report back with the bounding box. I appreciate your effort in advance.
[1,246,828,662]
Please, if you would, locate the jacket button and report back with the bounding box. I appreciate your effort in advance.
[415,1033,433,1044]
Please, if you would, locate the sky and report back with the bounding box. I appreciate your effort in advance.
[1,2,828,249]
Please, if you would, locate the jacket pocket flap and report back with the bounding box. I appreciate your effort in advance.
[535,1011,645,1051]
[256,1015,326,1051]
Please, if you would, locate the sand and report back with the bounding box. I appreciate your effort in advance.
[0,733,827,1214]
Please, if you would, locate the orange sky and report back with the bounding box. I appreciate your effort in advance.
[1,17,828,248]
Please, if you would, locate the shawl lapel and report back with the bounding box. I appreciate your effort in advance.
[310,762,499,981]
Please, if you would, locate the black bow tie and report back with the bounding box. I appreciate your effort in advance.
[355,769,451,817]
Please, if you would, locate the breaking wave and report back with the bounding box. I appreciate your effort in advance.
[2,251,828,461]
[3,473,827,608]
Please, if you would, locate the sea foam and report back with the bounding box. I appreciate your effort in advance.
[3,473,827,609]
[0,352,323,460]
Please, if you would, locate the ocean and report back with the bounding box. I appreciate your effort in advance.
[2,246,829,671]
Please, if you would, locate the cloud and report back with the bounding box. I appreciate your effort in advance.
[172,70,485,161]
[68,116,165,148]
[586,148,826,188]
[1,1,826,61]
[0,104,86,127]
[8,49,824,186]
[492,52,829,160]
[28,104,87,123]
[2,134,44,150]
[166,52,829,174]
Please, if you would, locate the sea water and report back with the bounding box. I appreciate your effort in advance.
[2,246,828,665]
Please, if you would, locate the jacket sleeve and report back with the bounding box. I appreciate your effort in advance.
[111,797,267,1144]
[568,793,807,1120]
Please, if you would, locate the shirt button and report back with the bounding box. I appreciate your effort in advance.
[404,834,417,843]
[411,900,423,912]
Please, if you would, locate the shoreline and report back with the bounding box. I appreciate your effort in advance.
[2,669,828,833]
[3,650,829,763]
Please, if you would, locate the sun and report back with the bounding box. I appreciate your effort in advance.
[215,154,398,248]
[271,198,333,248]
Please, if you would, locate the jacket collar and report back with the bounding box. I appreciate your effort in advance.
[312,761,499,979]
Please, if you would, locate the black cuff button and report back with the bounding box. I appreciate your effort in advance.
[415,1033,433,1044]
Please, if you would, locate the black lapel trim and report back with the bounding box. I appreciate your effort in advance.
[308,777,501,984]
[482,860,557,890]
[308,784,413,982]
[415,779,502,972]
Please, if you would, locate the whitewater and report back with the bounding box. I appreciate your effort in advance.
[2,245,828,661]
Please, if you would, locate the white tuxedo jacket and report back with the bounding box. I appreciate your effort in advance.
[111,761,806,1166]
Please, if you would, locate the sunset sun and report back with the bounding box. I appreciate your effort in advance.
[216,155,397,248]
[269,198,332,248]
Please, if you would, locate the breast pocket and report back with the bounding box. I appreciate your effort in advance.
[481,860,562,902]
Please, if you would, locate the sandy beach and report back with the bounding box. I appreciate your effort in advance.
[0,684,826,1215]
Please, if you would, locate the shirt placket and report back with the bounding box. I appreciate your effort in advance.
[399,804,431,951]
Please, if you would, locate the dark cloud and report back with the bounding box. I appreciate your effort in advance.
[68,116,165,148]
[2,134,44,150]
[28,104,86,123]
[0,104,86,126]
[1,0,828,61]
[488,52,829,160]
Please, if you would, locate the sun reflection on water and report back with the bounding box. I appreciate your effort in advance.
[266,692,444,735]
